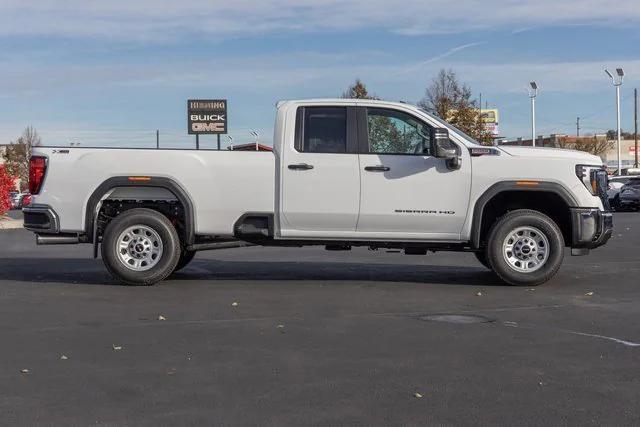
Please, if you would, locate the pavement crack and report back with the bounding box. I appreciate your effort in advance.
[502,321,640,348]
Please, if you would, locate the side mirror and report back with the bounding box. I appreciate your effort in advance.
[430,127,461,170]
[430,128,456,159]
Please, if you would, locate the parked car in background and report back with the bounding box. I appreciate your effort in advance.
[9,191,19,209]
[19,193,31,208]
[608,176,640,210]
[12,192,31,209]
[618,180,640,211]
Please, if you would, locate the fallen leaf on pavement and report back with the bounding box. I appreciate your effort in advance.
[112,345,123,351]
[231,302,239,307]
[158,315,166,321]
[476,291,483,296]
[414,392,423,399]
[585,291,594,296]
[20,369,29,374]
[60,355,68,360]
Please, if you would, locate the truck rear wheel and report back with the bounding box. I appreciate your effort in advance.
[486,209,564,286]
[173,249,197,273]
[101,208,181,286]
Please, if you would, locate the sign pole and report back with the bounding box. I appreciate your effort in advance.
[196,134,200,150]
[217,134,221,150]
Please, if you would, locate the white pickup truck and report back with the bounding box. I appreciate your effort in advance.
[24,99,613,286]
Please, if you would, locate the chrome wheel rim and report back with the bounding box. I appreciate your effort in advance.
[116,225,163,271]
[502,226,549,273]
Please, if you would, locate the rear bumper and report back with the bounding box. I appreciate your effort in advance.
[23,204,59,233]
[571,208,613,250]
[23,204,83,244]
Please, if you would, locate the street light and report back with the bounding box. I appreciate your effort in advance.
[528,81,538,146]
[251,131,260,151]
[605,68,624,175]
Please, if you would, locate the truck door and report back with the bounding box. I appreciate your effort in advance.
[279,105,360,238]
[356,107,471,240]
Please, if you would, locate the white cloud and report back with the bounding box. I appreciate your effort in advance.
[2,49,637,99]
[1,0,639,40]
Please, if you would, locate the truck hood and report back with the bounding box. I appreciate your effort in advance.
[498,146,603,164]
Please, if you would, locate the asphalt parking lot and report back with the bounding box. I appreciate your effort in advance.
[1,213,639,426]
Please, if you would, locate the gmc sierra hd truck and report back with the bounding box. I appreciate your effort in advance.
[23,99,613,286]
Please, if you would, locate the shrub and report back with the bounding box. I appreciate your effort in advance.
[0,165,15,216]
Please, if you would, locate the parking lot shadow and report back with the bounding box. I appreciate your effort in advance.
[0,257,502,287]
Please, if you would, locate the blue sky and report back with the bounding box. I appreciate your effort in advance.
[1,0,640,148]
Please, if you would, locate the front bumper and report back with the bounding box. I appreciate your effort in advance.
[571,208,613,250]
[619,196,640,209]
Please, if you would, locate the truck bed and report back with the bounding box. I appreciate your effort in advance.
[31,147,276,236]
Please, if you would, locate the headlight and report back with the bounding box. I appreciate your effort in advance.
[575,164,607,196]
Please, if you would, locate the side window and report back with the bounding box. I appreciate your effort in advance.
[366,108,432,155]
[299,107,347,153]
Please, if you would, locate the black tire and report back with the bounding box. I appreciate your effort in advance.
[173,249,197,273]
[486,209,564,286]
[473,251,491,269]
[101,208,181,286]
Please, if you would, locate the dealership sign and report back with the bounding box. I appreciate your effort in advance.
[188,99,227,134]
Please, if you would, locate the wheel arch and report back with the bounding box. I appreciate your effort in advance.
[471,181,578,249]
[85,176,196,246]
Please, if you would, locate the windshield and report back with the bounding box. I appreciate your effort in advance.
[418,108,482,145]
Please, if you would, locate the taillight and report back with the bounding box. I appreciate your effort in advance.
[29,156,47,194]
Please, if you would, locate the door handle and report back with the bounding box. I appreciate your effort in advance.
[288,163,314,170]
[364,165,390,172]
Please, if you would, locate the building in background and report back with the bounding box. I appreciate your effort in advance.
[227,143,272,151]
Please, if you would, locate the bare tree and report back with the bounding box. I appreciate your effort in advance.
[2,126,41,192]
[418,69,493,145]
[555,136,613,157]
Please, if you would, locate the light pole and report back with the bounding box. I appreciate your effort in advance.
[251,131,260,151]
[605,68,624,175]
[227,135,234,151]
[528,81,538,146]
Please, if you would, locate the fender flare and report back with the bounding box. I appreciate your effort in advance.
[470,181,578,248]
[84,176,195,245]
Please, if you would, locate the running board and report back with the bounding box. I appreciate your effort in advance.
[186,241,256,251]
[36,234,80,245]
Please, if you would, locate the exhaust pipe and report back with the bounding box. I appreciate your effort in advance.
[36,234,80,245]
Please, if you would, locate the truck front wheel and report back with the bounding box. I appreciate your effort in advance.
[486,209,564,286]
[101,208,181,286]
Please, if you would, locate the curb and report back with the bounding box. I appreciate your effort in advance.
[0,217,24,230]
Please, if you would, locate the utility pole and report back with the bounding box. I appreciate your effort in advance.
[156,129,159,149]
[635,88,638,168]
[576,117,580,137]
[528,82,538,146]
